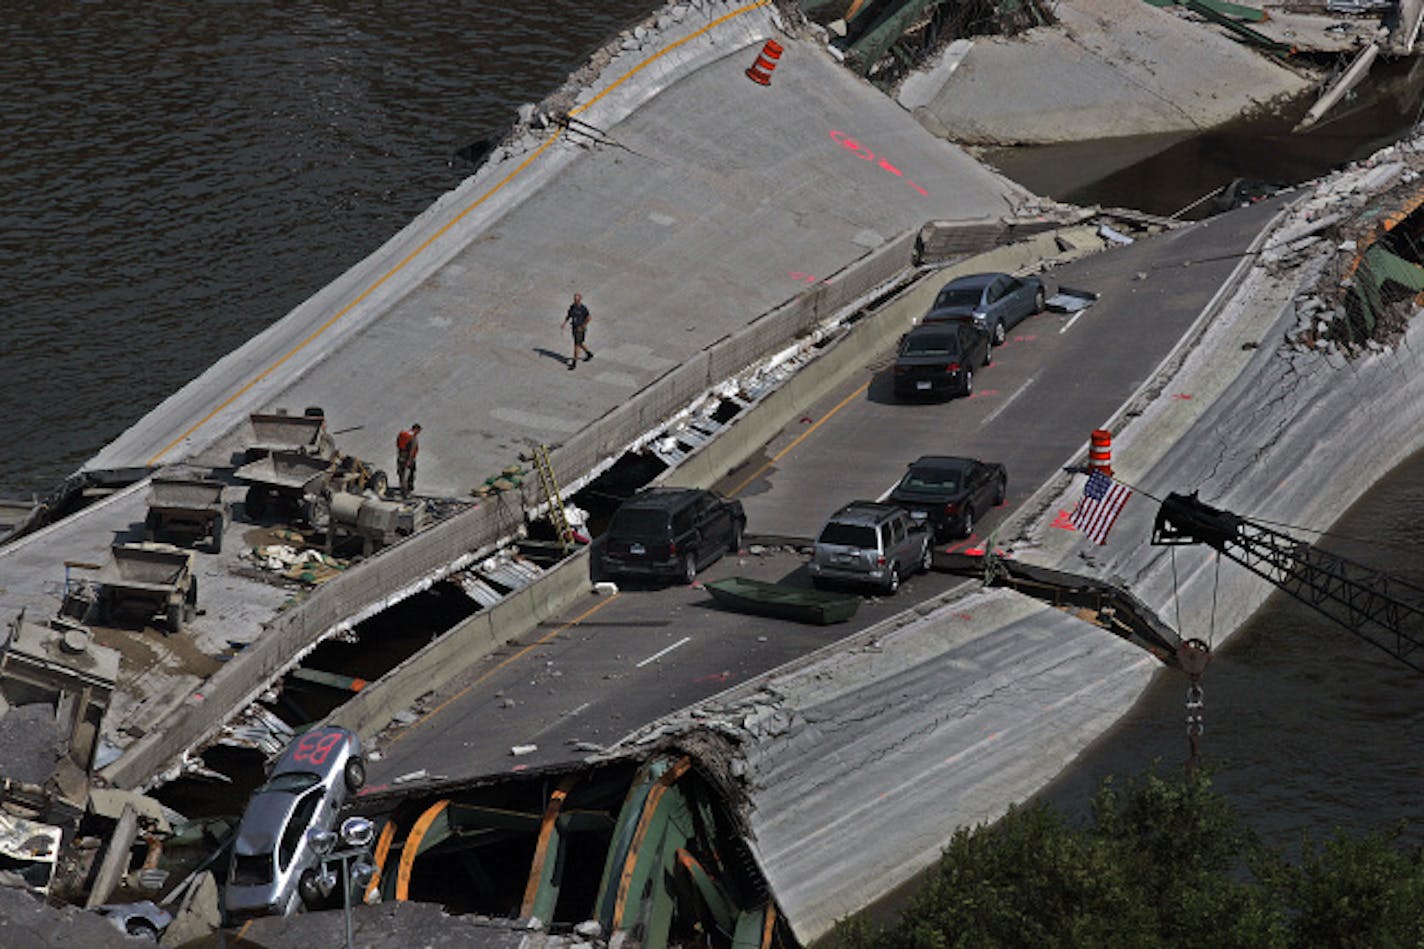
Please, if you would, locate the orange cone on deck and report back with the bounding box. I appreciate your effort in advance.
[1089,429,1113,476]
[746,40,783,85]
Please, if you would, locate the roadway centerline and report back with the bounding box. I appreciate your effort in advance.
[727,379,872,498]
[636,636,691,668]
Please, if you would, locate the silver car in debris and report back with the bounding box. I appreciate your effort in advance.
[225,725,366,920]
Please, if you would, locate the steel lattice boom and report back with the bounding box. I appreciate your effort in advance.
[1152,492,1424,673]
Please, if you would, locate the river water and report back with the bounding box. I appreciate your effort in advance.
[3,2,1420,861]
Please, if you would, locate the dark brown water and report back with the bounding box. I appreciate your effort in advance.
[1041,453,1424,848]
[2,1,655,500]
[3,3,1420,862]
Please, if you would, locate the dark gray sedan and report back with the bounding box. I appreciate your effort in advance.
[923,272,1045,346]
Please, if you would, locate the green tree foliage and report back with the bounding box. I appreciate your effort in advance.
[826,769,1423,949]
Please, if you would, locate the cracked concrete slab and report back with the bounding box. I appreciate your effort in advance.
[898,0,1312,145]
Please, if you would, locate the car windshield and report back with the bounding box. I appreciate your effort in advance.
[934,287,982,308]
[259,772,321,795]
[819,523,877,548]
[230,852,275,886]
[609,507,670,539]
[899,467,960,492]
[904,334,957,355]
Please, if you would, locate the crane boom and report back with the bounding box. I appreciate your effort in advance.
[1151,492,1424,673]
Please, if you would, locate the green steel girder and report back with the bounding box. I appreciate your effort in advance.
[1140,0,1266,21]
[1348,243,1424,338]
[844,0,942,75]
[444,802,543,832]
[1179,0,1293,52]
[593,756,674,928]
[732,904,774,949]
[677,849,739,935]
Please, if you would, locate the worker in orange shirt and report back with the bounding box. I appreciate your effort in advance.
[395,424,421,498]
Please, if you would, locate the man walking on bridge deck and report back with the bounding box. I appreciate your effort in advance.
[395,424,421,498]
[562,293,593,370]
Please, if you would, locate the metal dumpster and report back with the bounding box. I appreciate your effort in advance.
[244,410,336,462]
[233,451,333,521]
[145,476,227,553]
[96,543,197,634]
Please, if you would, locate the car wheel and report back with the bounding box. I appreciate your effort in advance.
[245,485,268,519]
[961,506,975,539]
[884,564,901,595]
[729,520,744,555]
[991,320,1006,346]
[683,552,698,585]
[299,868,323,908]
[920,541,934,574]
[983,343,993,367]
[994,476,1007,506]
[125,918,160,941]
[1034,287,1046,312]
[961,368,974,398]
[345,756,366,792]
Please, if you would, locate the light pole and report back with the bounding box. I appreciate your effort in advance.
[307,817,377,949]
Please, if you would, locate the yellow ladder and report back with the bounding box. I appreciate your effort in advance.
[532,444,575,547]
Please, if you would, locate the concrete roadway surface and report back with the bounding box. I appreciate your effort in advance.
[82,1,1028,500]
[364,196,1286,791]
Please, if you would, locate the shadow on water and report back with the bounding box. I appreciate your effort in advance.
[982,57,1424,220]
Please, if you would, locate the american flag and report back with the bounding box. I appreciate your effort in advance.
[1071,470,1132,545]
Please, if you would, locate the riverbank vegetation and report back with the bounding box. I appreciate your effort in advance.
[826,768,1424,948]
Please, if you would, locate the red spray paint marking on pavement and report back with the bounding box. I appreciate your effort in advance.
[828,129,930,196]
[696,671,733,684]
[1172,393,1194,400]
[1051,509,1076,530]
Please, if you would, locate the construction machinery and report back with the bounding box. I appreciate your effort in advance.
[95,543,198,634]
[144,475,227,553]
[1152,491,1424,673]
[244,409,336,462]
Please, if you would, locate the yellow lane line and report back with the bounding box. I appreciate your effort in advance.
[726,379,871,498]
[146,1,772,465]
[387,592,620,747]
[570,1,771,118]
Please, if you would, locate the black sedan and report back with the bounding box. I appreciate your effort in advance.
[891,323,990,400]
[923,271,1045,346]
[887,455,1007,539]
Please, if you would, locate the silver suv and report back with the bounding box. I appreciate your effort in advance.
[809,501,932,594]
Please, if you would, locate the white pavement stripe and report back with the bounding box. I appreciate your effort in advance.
[1059,310,1087,334]
[983,375,1035,425]
[636,636,691,668]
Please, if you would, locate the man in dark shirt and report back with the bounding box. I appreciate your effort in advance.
[562,293,593,370]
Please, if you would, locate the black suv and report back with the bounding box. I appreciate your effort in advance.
[600,487,746,584]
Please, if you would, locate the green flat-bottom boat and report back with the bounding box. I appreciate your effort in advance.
[702,576,861,625]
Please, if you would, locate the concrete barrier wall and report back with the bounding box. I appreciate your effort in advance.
[327,547,596,738]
